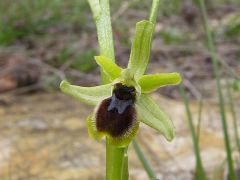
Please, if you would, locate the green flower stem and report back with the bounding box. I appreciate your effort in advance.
[197,0,235,179]
[149,0,160,25]
[88,0,126,180]
[106,139,126,180]
[132,140,155,179]
[179,84,206,180]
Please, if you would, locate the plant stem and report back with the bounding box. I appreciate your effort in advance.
[197,0,235,178]
[132,140,155,179]
[196,98,203,144]
[88,0,126,180]
[179,84,206,180]
[226,80,240,156]
[149,0,160,25]
[106,139,126,180]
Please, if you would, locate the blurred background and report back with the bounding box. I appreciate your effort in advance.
[0,0,239,179]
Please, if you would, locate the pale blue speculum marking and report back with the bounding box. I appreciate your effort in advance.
[107,94,134,114]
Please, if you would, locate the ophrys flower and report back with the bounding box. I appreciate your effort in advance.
[60,20,182,147]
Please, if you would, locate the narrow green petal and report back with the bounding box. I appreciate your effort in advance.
[95,56,122,80]
[128,20,154,79]
[136,94,175,141]
[60,80,112,106]
[138,73,182,93]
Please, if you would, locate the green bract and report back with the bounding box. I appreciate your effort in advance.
[60,20,182,147]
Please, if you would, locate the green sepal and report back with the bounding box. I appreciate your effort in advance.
[60,80,112,106]
[136,94,175,141]
[128,20,154,79]
[138,73,182,93]
[95,56,122,81]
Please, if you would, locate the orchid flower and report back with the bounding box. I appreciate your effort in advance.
[60,20,182,147]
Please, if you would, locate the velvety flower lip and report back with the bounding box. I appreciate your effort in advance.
[60,20,182,147]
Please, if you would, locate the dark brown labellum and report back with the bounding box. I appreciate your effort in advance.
[95,83,136,137]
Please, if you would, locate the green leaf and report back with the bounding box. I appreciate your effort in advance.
[136,94,175,141]
[128,20,154,79]
[60,80,112,106]
[138,73,182,93]
[95,56,122,80]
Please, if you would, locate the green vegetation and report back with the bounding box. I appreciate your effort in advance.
[180,84,206,179]
[61,0,181,179]
[0,0,239,179]
[56,47,97,73]
[0,0,88,45]
[197,0,235,178]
